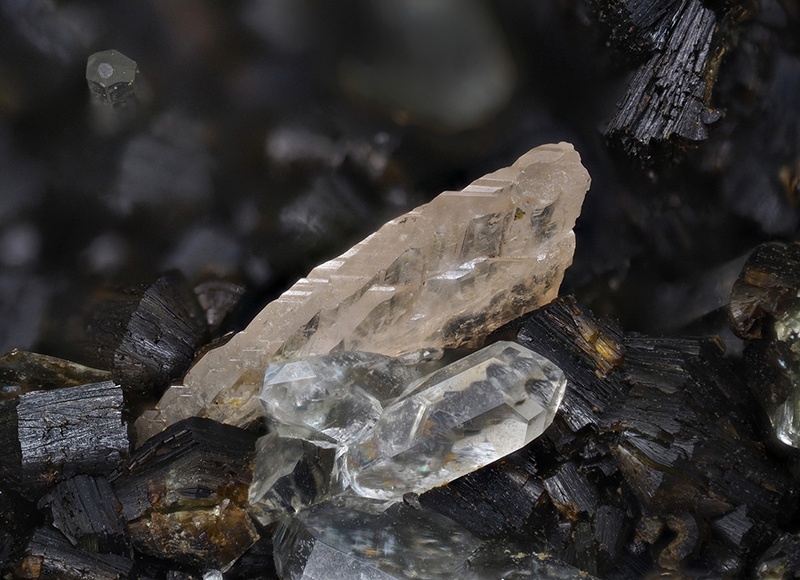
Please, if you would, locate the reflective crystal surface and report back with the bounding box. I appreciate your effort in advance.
[272,501,482,580]
[247,342,565,521]
[457,540,600,580]
[136,142,589,441]
[347,341,566,500]
[770,305,800,446]
[260,351,436,445]
[248,433,345,526]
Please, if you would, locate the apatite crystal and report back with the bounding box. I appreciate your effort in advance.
[272,501,482,580]
[346,341,565,500]
[260,351,438,445]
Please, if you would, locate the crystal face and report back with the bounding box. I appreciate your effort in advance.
[247,433,345,526]
[770,306,800,447]
[248,341,565,522]
[86,50,138,104]
[136,142,589,442]
[260,351,435,445]
[346,341,566,500]
[272,501,483,580]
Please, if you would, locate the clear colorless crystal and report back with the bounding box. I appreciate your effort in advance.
[273,501,482,580]
[248,341,565,523]
[260,351,438,445]
[136,142,589,443]
[248,433,346,526]
[346,341,566,500]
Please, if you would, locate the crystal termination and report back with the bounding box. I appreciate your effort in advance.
[136,142,590,441]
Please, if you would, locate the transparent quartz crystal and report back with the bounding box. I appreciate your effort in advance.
[346,341,565,501]
[248,341,566,521]
[247,433,346,526]
[260,351,440,445]
[273,501,482,580]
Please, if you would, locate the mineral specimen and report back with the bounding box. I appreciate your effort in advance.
[347,341,566,501]
[137,142,590,441]
[250,341,564,521]
[458,539,600,579]
[84,271,208,398]
[728,241,800,448]
[596,0,729,158]
[37,475,129,556]
[428,294,796,576]
[756,533,800,579]
[0,349,111,401]
[260,350,438,445]
[496,294,627,432]
[248,433,344,527]
[728,242,800,340]
[0,381,128,497]
[111,418,259,570]
[86,50,138,106]
[606,334,795,573]
[15,526,135,580]
[272,501,483,580]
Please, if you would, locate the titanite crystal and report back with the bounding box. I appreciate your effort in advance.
[136,142,590,442]
[347,341,566,500]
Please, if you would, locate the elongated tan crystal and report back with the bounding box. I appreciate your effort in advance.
[135,142,590,443]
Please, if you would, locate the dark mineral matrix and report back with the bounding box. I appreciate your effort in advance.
[1,1,799,578]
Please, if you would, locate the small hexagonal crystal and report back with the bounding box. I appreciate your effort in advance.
[86,50,138,104]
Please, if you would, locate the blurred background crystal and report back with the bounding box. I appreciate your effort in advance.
[86,50,138,105]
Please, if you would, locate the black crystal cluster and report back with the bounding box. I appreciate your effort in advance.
[1,0,800,578]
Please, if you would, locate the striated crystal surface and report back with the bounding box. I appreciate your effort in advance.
[260,351,438,445]
[272,501,483,580]
[0,349,111,401]
[347,341,566,500]
[457,539,600,579]
[136,142,589,441]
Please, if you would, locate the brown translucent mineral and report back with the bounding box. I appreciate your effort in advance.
[135,142,590,442]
